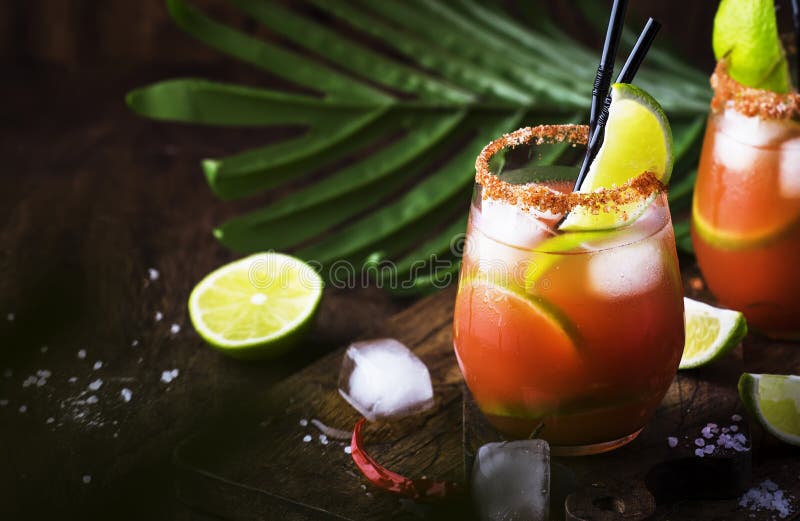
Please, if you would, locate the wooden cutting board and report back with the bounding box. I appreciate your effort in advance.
[174,276,800,521]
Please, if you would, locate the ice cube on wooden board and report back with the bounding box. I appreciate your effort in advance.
[337,338,434,421]
[471,440,550,521]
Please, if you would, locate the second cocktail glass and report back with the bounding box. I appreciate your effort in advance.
[453,125,685,456]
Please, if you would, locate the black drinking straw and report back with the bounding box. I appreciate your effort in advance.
[589,0,629,140]
[791,0,800,85]
[573,18,662,193]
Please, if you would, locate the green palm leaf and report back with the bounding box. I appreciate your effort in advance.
[128,0,710,294]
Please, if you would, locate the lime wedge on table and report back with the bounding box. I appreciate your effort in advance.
[739,373,800,446]
[559,83,673,231]
[188,253,323,359]
[679,297,748,369]
[713,0,791,93]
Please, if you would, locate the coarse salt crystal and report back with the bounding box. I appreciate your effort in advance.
[22,376,37,388]
[68,377,78,383]
[7,313,14,321]
[730,424,739,432]
[732,414,742,422]
[155,311,163,322]
[120,388,132,403]
[319,434,329,445]
[344,446,352,454]
[667,436,678,448]
[88,379,103,391]
[86,395,98,405]
[46,417,54,424]
[703,444,715,455]
[302,435,312,443]
[19,404,27,413]
[695,438,705,447]
[82,475,91,484]
[93,361,102,371]
[40,346,48,354]
[160,369,179,383]
[131,339,139,347]
[299,418,308,427]
[694,448,705,458]
[77,349,87,359]
[170,324,181,335]
[148,268,160,281]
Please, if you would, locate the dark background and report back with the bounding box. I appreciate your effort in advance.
[1,1,722,520]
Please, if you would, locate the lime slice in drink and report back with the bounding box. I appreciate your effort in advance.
[713,0,791,93]
[559,83,673,231]
[691,196,800,251]
[738,373,800,446]
[188,253,323,359]
[679,297,748,369]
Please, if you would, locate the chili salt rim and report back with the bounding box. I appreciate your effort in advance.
[474,125,666,215]
[710,60,800,120]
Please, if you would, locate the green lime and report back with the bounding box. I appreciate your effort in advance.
[188,253,323,359]
[679,297,747,369]
[560,83,673,231]
[713,0,791,93]
[691,193,800,251]
[739,373,800,446]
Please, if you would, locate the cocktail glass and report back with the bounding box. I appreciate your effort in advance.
[453,125,685,456]
[692,62,800,339]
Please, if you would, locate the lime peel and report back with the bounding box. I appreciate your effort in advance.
[739,373,800,446]
[679,297,747,369]
[188,252,323,359]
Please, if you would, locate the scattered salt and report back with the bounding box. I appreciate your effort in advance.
[46,417,54,424]
[319,434,329,445]
[77,349,87,360]
[82,475,91,484]
[7,313,14,321]
[22,375,37,388]
[667,436,678,448]
[131,340,139,347]
[170,323,181,335]
[68,377,78,383]
[88,379,103,391]
[739,480,793,518]
[730,424,739,432]
[120,388,132,403]
[695,438,705,447]
[703,444,716,455]
[86,395,98,405]
[732,414,743,422]
[160,369,179,383]
[148,268,160,281]
[19,404,27,413]
[694,448,705,458]
[299,418,308,427]
[344,446,352,454]
[154,311,163,322]
[93,361,103,371]
[302,435,312,443]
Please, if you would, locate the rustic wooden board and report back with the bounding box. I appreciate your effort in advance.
[174,272,800,520]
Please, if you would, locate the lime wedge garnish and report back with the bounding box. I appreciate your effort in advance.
[713,0,791,93]
[739,373,800,446]
[679,297,748,369]
[188,253,323,359]
[559,83,673,231]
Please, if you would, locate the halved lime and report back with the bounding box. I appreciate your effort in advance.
[679,297,748,369]
[739,373,800,446]
[713,0,791,93]
[188,253,323,359]
[559,83,673,231]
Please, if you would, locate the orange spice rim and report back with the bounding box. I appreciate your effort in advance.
[474,124,665,215]
[711,60,800,120]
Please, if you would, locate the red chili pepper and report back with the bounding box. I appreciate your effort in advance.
[349,417,462,500]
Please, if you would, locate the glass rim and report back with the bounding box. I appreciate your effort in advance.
[711,59,800,121]
[474,124,666,215]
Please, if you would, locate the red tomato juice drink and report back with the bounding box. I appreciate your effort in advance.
[453,125,685,456]
[692,62,800,339]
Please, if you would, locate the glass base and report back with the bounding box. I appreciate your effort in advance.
[549,428,643,457]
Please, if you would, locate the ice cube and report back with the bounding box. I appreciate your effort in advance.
[479,198,554,249]
[778,137,800,198]
[471,440,550,521]
[719,108,796,148]
[588,239,663,298]
[338,338,434,421]
[713,129,761,178]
